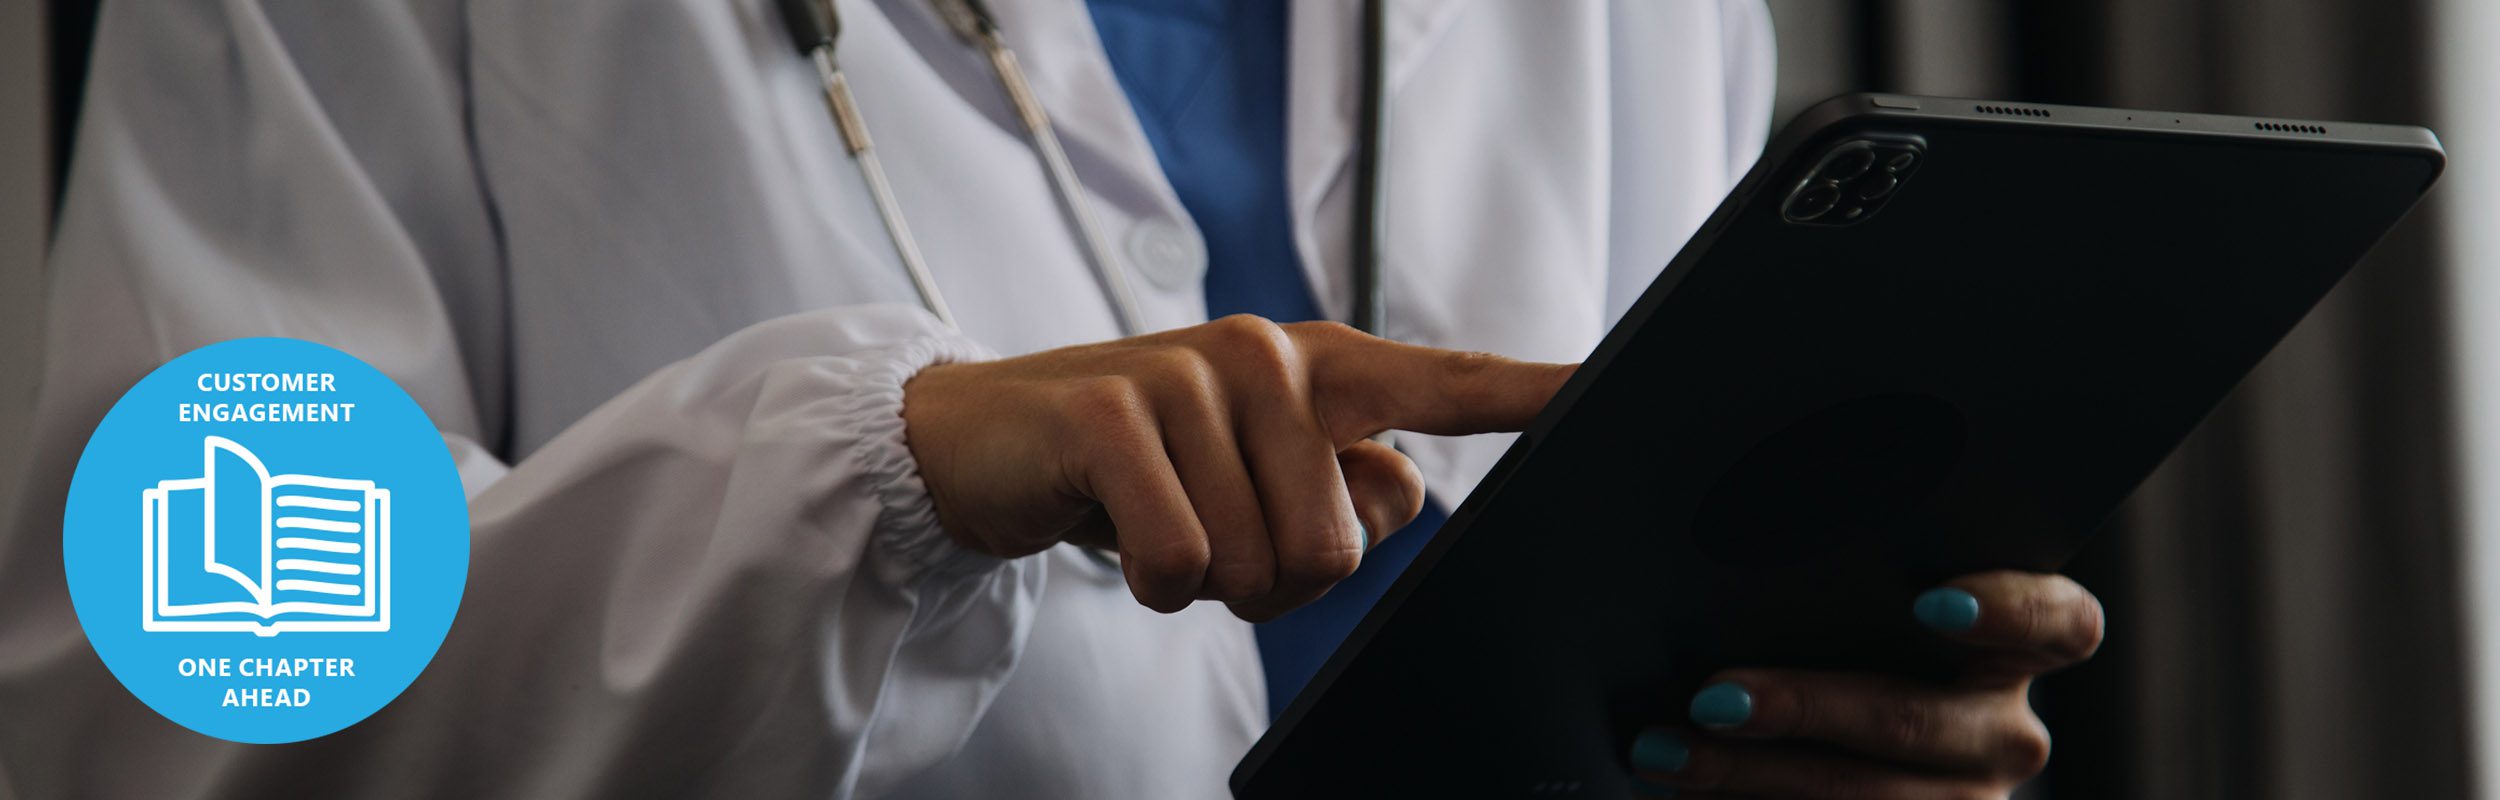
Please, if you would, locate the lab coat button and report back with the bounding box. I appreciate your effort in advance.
[1128,220,1207,291]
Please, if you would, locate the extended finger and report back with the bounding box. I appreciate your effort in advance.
[1681,669,2050,777]
[1628,728,2012,800]
[1914,571,2105,683]
[1290,321,1577,443]
[1067,378,1210,613]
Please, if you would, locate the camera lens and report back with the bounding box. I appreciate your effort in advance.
[1825,148,1875,180]
[1786,182,1841,220]
[1884,151,1917,174]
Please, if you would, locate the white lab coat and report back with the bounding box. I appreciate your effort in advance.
[0,0,1773,796]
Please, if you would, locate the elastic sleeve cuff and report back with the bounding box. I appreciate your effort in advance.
[834,332,1005,583]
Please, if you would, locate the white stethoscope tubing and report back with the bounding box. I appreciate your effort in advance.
[777,0,1388,340]
[802,43,956,326]
[943,4,1149,338]
[777,0,1397,561]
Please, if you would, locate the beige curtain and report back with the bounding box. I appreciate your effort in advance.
[1762,1,2475,797]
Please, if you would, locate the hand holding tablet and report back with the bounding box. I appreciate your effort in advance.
[1631,571,2104,797]
[1235,94,2442,797]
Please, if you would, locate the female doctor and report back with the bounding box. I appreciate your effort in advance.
[0,0,2104,797]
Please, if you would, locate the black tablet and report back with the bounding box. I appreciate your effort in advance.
[1232,94,2443,798]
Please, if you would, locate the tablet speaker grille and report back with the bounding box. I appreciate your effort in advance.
[1973,104,2051,118]
[2255,121,2329,134]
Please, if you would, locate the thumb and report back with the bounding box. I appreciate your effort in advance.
[1337,439,1426,550]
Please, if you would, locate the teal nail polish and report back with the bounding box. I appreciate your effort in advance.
[1629,728,1689,774]
[1357,523,1373,554]
[1914,587,1982,632]
[1688,682,1754,729]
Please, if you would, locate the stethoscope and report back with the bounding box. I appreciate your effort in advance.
[772,0,1391,339]
[776,0,1390,572]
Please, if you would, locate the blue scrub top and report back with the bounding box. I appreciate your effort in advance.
[1087,0,1447,719]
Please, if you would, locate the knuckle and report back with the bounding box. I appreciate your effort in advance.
[1063,376,1151,434]
[1204,559,1276,603]
[1132,541,1210,589]
[2002,713,2054,778]
[1275,539,1361,586]
[1204,315,1302,386]
[1206,314,1290,353]
[2012,578,2106,662]
[1124,572,1192,614]
[2014,587,2056,649]
[1142,345,1220,396]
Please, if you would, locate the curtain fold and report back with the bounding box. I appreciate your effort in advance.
[1763,1,2475,796]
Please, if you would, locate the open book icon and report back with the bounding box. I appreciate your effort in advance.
[142,436,391,636]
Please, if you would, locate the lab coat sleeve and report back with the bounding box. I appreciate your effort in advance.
[0,1,1041,797]
[370,309,1039,800]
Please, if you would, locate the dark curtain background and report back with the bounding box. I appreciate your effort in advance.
[1761,1,2476,797]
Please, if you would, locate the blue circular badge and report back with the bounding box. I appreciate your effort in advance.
[63,338,469,743]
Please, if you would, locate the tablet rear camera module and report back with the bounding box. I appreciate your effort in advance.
[1824,147,1875,181]
[1785,182,1842,221]
[1785,138,1923,226]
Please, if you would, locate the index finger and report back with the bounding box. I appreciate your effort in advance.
[1289,322,1578,444]
[1917,570,2105,684]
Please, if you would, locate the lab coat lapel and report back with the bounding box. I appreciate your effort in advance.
[970,0,1190,221]
[1286,0,1470,324]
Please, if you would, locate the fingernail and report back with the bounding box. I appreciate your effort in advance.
[1913,587,1982,632]
[1629,728,1689,774]
[1688,682,1753,729]
[1357,523,1373,554]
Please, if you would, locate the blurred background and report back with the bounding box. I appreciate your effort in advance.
[1761,1,2497,798]
[2,1,2496,797]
